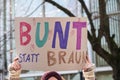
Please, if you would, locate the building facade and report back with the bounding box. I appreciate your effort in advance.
[90,0,120,80]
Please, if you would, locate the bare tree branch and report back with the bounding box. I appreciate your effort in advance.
[78,0,114,64]
[78,0,96,38]
[45,0,75,17]
[99,0,118,56]
[92,42,113,67]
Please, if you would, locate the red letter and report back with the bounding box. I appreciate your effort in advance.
[20,22,31,45]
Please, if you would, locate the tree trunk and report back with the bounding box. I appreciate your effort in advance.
[113,68,120,80]
[112,59,120,80]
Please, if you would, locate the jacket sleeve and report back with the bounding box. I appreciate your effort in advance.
[8,64,21,80]
[82,64,95,80]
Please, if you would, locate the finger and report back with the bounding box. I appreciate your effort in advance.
[13,59,20,68]
[86,55,91,63]
[12,62,21,71]
[14,62,21,70]
[83,52,87,62]
[16,63,21,70]
[11,63,17,71]
[13,57,19,62]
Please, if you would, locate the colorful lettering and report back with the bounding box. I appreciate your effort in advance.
[52,21,70,49]
[73,22,86,50]
[20,22,31,45]
[35,22,49,47]
[19,53,40,63]
[47,51,56,66]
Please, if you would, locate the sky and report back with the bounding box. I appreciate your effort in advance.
[14,0,84,17]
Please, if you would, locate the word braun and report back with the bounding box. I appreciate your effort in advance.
[47,51,87,66]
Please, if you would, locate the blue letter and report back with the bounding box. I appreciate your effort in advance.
[52,21,70,49]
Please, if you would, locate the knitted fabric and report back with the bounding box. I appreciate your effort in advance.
[83,64,95,80]
[8,64,21,80]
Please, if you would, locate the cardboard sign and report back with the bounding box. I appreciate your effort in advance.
[15,17,87,71]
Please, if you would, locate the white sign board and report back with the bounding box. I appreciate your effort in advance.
[15,17,87,71]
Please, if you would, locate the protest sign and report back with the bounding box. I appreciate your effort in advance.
[15,17,87,71]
